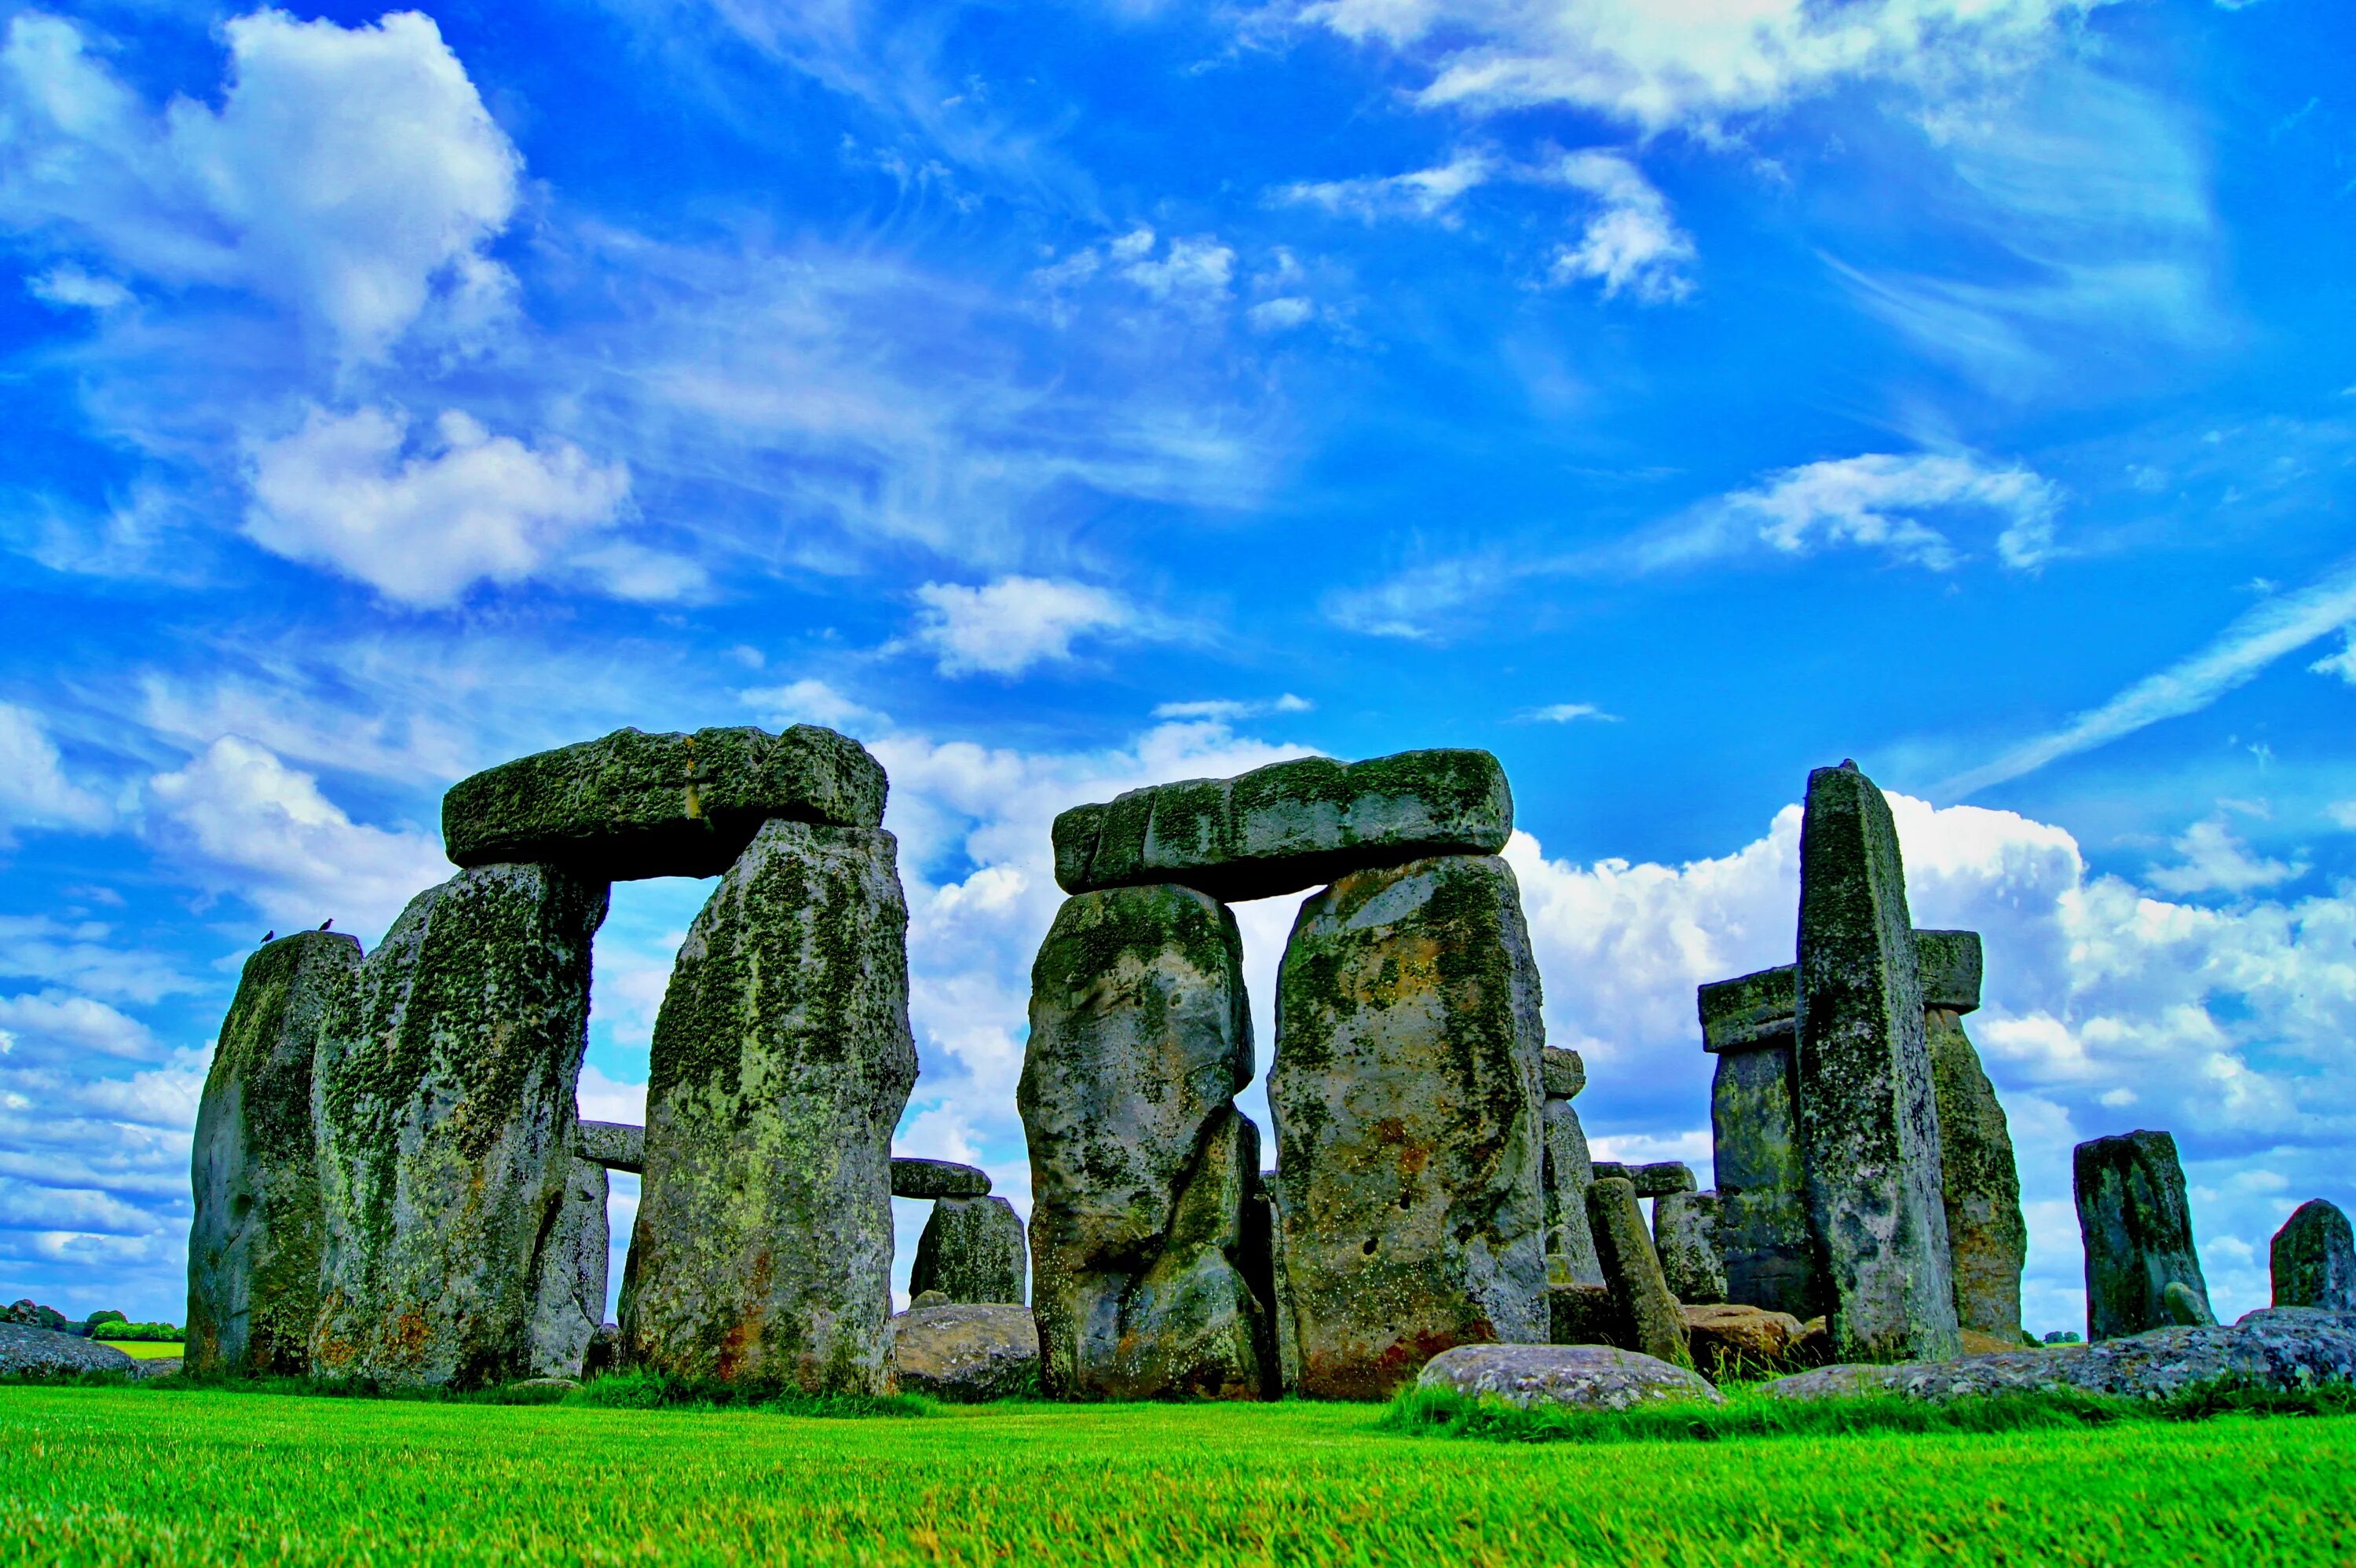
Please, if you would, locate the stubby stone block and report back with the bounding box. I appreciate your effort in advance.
[576,1120,643,1172]
[2074,1130,2215,1341]
[1922,983,2025,1339]
[1542,1098,1604,1288]
[1914,929,1984,1013]
[1705,1015,1818,1319]
[1539,1046,1586,1100]
[531,1157,609,1379]
[187,930,362,1376]
[1020,884,1270,1399]
[1053,749,1512,903]
[1548,1282,1618,1347]
[1630,1161,1696,1198]
[2271,1200,2355,1311]
[1793,765,1959,1364]
[1699,964,1797,1055]
[1586,1177,1688,1368]
[1417,1343,1722,1411]
[313,864,608,1386]
[443,726,886,880]
[891,1158,991,1199]
[621,821,916,1393]
[911,1197,1027,1305]
[1654,1190,1726,1305]
[1271,854,1547,1399]
[891,1303,1039,1402]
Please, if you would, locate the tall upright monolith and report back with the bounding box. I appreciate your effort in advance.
[1271,853,1547,1398]
[2271,1200,2355,1311]
[532,1157,610,1378]
[1793,763,1959,1363]
[313,864,608,1386]
[186,930,362,1376]
[1540,1047,1604,1288]
[1916,930,2027,1342]
[621,820,916,1393]
[2074,1129,2214,1340]
[1020,883,1270,1399]
[1699,963,1817,1318]
[1653,1190,1727,1306]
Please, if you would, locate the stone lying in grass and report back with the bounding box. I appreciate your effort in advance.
[0,1324,137,1376]
[891,1303,1039,1402]
[1681,1303,1806,1380]
[1417,1344,1723,1412]
[1764,1307,2356,1403]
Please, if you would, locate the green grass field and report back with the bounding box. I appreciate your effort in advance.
[94,1340,182,1360]
[2,1385,2351,1566]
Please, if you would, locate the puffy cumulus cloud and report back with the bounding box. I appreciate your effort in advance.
[911,576,1140,678]
[1117,231,1238,307]
[2144,814,2307,897]
[144,736,450,940]
[1507,789,2356,1324]
[0,703,110,842]
[1548,152,1694,304]
[740,678,891,736]
[0,9,519,362]
[0,991,156,1064]
[1712,451,2061,571]
[244,406,642,607]
[1297,0,2089,133]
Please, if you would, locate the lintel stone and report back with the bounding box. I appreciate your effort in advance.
[576,1120,644,1173]
[892,1157,991,1199]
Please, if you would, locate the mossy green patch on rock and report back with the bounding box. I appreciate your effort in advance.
[621,821,915,1395]
[1270,853,1547,1400]
[442,725,886,881]
[1052,748,1512,902]
[187,930,361,1377]
[1928,1007,2026,1341]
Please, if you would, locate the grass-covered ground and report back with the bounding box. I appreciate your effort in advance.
[2,1383,2351,1566]
[95,1340,182,1360]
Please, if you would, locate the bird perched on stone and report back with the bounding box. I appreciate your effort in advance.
[319,918,334,931]
[262,930,275,943]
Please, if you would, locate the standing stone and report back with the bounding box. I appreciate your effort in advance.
[530,1157,610,1379]
[1020,883,1269,1399]
[1586,1177,1688,1368]
[2074,1129,2215,1340]
[1540,1047,1603,1289]
[1654,1190,1727,1306]
[2271,1200,2356,1310]
[1271,853,1547,1400]
[313,864,607,1386]
[1793,764,1959,1364]
[621,820,916,1393]
[186,930,361,1376]
[1700,963,1818,1318]
[1917,930,2028,1342]
[911,1197,1027,1306]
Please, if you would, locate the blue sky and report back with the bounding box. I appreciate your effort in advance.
[1,0,2351,1336]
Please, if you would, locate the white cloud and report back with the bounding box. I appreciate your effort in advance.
[1717,451,2062,571]
[2144,815,2307,897]
[0,9,520,361]
[0,992,155,1063]
[26,265,131,311]
[144,736,450,939]
[1247,296,1316,332]
[911,576,1137,677]
[1272,152,1495,223]
[244,406,638,607]
[741,678,891,734]
[1945,555,2356,797]
[1119,234,1238,305]
[1548,151,1694,304]
[2307,632,2356,685]
[1152,695,1314,722]
[1522,702,1619,723]
[0,703,110,841]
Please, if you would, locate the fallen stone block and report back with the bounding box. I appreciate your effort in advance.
[1681,1303,1805,1380]
[443,725,886,881]
[1416,1343,1723,1411]
[2272,1200,2354,1311]
[891,1158,991,1199]
[2075,1128,2215,1341]
[891,1303,1040,1402]
[1053,749,1512,902]
[0,1324,137,1377]
[911,1196,1027,1306]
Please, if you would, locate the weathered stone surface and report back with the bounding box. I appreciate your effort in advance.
[1542,1098,1603,1288]
[1548,1282,1619,1347]
[576,1120,643,1172]
[529,1157,609,1380]
[1272,853,1547,1399]
[187,930,360,1377]
[1539,1046,1586,1100]
[2074,1129,2215,1341]
[1054,750,1513,903]
[621,821,916,1393]
[0,1324,137,1377]
[1021,884,1269,1399]
[1589,1160,1629,1185]
[1766,1307,2356,1403]
[2272,1200,2355,1310]
[313,864,607,1387]
[1707,1026,1818,1318]
[911,1197,1027,1305]
[891,1303,1040,1402]
[1587,1177,1688,1368]
[1681,1303,1805,1379]
[1654,1190,1726,1305]
[1699,964,1796,1054]
[1630,1162,1696,1198]
[1914,929,1983,1013]
[1794,764,1959,1364]
[891,1157,990,1198]
[443,726,886,880]
[1417,1343,1723,1410]
[1926,995,2026,1342]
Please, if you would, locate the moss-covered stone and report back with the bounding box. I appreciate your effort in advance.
[2074,1129,2215,1341]
[313,864,607,1387]
[1708,1037,1820,1318]
[1928,1003,2027,1340]
[1542,1098,1604,1288]
[620,821,916,1394]
[1270,853,1547,1400]
[1019,884,1270,1400]
[1052,749,1512,903]
[891,1158,990,1198]
[2271,1199,2355,1310]
[1652,1190,1726,1305]
[442,725,886,881]
[575,1120,643,1172]
[530,1157,609,1379]
[186,930,361,1376]
[1586,1177,1689,1368]
[910,1197,1027,1305]
[1794,765,1959,1364]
